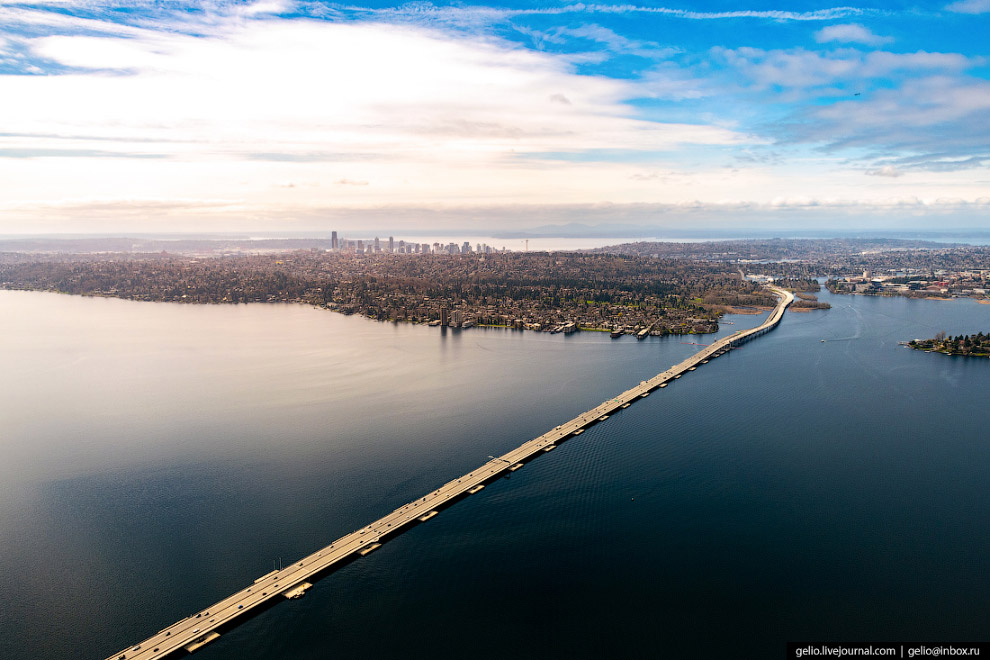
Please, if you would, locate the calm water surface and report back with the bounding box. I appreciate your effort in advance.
[0,289,987,660]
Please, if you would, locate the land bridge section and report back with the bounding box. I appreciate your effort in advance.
[106,286,794,660]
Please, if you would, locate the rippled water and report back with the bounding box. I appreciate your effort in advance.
[1,289,987,660]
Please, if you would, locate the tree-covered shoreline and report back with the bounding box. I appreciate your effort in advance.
[908,332,990,358]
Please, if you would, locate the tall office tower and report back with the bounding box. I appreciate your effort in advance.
[374,236,380,252]
[462,241,471,253]
[439,307,450,327]
[388,236,394,252]
[331,231,338,251]
[357,240,364,254]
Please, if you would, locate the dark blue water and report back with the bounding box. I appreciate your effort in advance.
[1,289,987,660]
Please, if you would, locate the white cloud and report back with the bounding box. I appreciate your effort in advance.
[814,23,893,46]
[535,23,679,59]
[0,17,754,232]
[809,76,990,141]
[945,0,990,14]
[631,6,868,21]
[355,3,871,25]
[715,47,978,91]
[239,0,292,16]
[0,4,985,234]
[866,165,903,177]
[11,20,742,155]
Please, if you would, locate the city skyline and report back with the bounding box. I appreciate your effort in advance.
[0,0,987,235]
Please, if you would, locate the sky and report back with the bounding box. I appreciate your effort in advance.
[0,0,987,236]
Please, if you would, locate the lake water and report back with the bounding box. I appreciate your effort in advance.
[1,289,988,660]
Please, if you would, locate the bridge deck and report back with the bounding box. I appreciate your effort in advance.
[106,287,793,660]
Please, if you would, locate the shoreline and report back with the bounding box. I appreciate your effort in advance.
[828,289,986,304]
[0,286,727,338]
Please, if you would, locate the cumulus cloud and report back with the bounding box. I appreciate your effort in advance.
[814,23,893,46]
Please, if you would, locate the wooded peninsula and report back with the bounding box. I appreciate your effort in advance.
[0,250,784,336]
[907,332,990,358]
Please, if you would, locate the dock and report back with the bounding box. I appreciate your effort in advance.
[105,286,793,660]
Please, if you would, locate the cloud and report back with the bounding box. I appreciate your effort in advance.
[0,197,245,220]
[814,23,893,46]
[8,197,990,235]
[346,3,872,26]
[0,15,756,233]
[0,2,984,234]
[867,153,990,173]
[636,64,712,101]
[803,76,990,154]
[246,152,384,163]
[628,170,675,180]
[945,0,990,14]
[866,165,903,177]
[715,47,978,91]
[239,0,291,16]
[622,6,869,21]
[0,147,167,158]
[533,23,680,59]
[2,19,743,165]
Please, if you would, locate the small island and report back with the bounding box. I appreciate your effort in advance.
[907,332,990,357]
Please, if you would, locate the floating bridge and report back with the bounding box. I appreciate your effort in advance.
[106,286,794,660]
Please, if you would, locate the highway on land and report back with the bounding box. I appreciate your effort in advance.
[106,286,793,660]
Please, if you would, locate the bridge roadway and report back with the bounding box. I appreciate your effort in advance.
[106,286,793,660]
